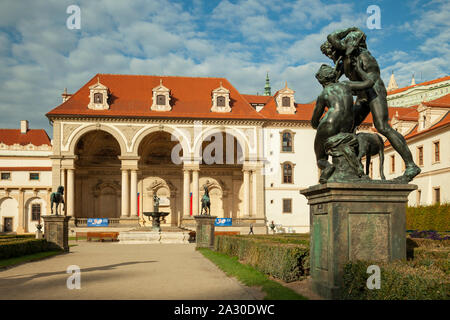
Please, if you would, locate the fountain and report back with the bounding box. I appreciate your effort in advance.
[143,195,169,232]
[117,194,190,244]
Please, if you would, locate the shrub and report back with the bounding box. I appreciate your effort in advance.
[342,260,450,300]
[406,203,450,232]
[214,235,309,282]
[0,239,61,260]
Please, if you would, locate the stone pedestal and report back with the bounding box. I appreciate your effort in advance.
[301,183,416,299]
[194,215,217,249]
[35,229,43,239]
[42,215,71,252]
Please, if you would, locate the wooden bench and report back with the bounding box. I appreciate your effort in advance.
[86,232,119,242]
[75,232,88,241]
[214,231,240,236]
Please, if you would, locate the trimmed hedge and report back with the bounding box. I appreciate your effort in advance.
[0,239,61,260]
[406,203,450,232]
[342,260,449,300]
[214,235,309,282]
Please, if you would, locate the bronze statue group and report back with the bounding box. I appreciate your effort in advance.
[312,27,421,184]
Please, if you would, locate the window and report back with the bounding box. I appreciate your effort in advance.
[282,132,292,152]
[283,163,293,184]
[282,96,290,107]
[157,95,166,105]
[390,155,395,173]
[282,199,292,213]
[417,146,424,166]
[417,190,421,205]
[433,187,440,204]
[1,172,10,180]
[31,204,41,221]
[29,173,39,180]
[94,93,103,104]
[217,96,225,107]
[433,141,440,162]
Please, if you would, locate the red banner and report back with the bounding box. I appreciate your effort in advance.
[190,192,192,216]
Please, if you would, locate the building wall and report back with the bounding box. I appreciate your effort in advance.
[370,126,449,206]
[263,125,318,233]
[388,79,450,107]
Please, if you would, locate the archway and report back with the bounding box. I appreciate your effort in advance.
[137,131,183,226]
[25,196,46,233]
[0,197,18,232]
[74,130,122,219]
[198,132,244,218]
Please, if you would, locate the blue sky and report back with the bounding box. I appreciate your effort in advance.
[0,0,448,135]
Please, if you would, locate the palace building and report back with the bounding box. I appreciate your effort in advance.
[0,73,448,234]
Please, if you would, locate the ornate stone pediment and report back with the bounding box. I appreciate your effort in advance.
[88,78,110,110]
[151,79,172,112]
[276,83,296,114]
[63,123,82,146]
[211,82,231,113]
[116,125,144,147]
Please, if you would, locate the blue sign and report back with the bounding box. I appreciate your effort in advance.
[87,218,109,227]
[215,218,232,226]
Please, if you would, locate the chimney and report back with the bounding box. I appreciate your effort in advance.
[62,88,72,102]
[20,120,29,134]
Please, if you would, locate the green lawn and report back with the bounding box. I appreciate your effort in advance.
[198,248,307,300]
[0,250,62,269]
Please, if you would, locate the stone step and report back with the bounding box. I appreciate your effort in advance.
[117,231,192,244]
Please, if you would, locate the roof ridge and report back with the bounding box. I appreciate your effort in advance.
[96,73,228,80]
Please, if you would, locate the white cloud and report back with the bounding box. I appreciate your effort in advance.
[0,0,447,135]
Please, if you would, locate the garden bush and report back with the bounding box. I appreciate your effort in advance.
[214,235,309,282]
[0,239,61,260]
[406,203,450,232]
[342,260,449,300]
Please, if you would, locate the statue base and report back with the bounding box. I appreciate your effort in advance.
[301,182,416,299]
[194,215,217,249]
[42,215,71,252]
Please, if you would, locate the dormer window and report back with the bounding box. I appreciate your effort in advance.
[211,82,231,113]
[217,96,225,107]
[151,79,171,111]
[276,82,296,114]
[157,95,166,106]
[94,93,103,104]
[88,77,110,110]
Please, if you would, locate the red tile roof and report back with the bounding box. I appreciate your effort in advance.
[384,111,450,147]
[47,74,266,120]
[0,167,52,171]
[0,129,51,146]
[387,76,450,95]
[242,94,272,105]
[423,93,450,108]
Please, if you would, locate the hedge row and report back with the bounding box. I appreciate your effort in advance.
[341,260,450,300]
[406,203,450,232]
[0,239,61,260]
[214,235,309,282]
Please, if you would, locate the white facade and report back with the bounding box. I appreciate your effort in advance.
[370,108,449,206]
[387,76,450,108]
[262,125,318,233]
[0,122,52,233]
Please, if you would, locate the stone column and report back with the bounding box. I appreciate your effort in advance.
[16,188,26,234]
[301,182,417,299]
[130,170,138,217]
[60,169,66,191]
[121,169,129,217]
[242,169,250,216]
[192,169,199,216]
[251,170,257,217]
[183,169,191,217]
[66,168,74,217]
